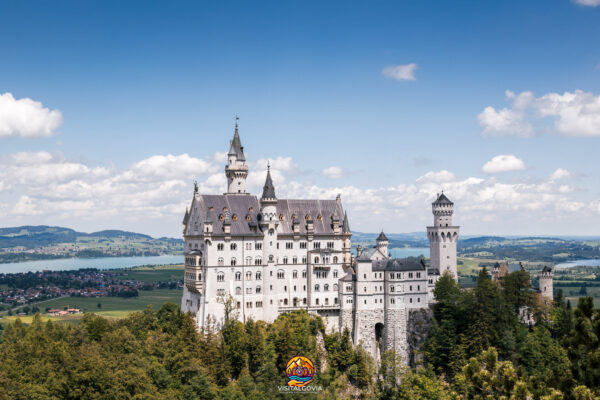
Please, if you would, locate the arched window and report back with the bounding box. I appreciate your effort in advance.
[333,256,338,264]
[283,257,288,264]
[277,270,284,279]
[245,271,252,281]
[231,258,237,266]
[284,298,288,305]
[269,255,274,262]
[315,298,320,305]
[256,286,262,294]
[292,256,297,264]
[217,243,224,251]
[218,257,224,266]
[246,256,252,265]
[217,272,224,282]
[255,271,262,280]
[235,287,241,295]
[302,270,307,278]
[314,284,320,292]
[235,272,241,281]
[230,243,237,250]
[324,284,329,292]
[333,284,338,292]
[314,256,320,264]
[255,258,262,266]
[293,270,298,278]
[325,298,329,305]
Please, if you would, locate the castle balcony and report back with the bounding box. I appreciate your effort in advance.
[312,264,331,271]
[184,266,203,294]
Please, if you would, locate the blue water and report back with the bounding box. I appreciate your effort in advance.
[555,259,600,269]
[0,255,183,274]
[389,247,430,258]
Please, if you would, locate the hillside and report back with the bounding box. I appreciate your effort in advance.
[0,226,183,263]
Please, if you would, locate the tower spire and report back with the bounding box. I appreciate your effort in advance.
[261,167,276,200]
[225,118,248,194]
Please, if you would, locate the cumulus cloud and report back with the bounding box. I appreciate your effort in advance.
[382,64,418,81]
[550,168,574,181]
[0,93,63,138]
[1,149,596,236]
[479,89,600,137]
[482,155,526,174]
[322,166,343,179]
[574,0,600,6]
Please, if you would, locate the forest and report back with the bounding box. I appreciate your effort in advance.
[0,268,599,399]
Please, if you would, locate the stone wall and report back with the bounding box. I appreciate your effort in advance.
[406,308,433,368]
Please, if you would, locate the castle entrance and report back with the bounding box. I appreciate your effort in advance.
[375,323,385,360]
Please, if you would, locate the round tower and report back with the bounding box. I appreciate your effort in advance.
[225,119,249,194]
[427,192,460,280]
[376,231,389,259]
[538,266,554,301]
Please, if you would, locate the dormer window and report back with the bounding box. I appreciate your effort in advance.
[232,214,238,221]
[223,207,228,212]
[246,214,251,221]
[305,214,310,221]
[279,214,284,221]
[291,214,296,220]
[317,214,322,221]
[219,214,224,221]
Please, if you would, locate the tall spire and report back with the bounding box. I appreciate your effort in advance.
[261,165,276,199]
[228,116,245,161]
[342,211,350,233]
[225,117,249,194]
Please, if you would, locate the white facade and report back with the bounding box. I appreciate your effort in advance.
[181,125,460,362]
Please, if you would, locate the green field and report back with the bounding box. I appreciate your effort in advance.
[110,265,183,283]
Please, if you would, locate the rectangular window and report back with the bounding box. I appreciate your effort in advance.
[286,242,293,249]
[256,242,262,250]
[300,242,307,249]
[313,242,320,249]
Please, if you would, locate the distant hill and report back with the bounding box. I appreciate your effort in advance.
[0,226,183,263]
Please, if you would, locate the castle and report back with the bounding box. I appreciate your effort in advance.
[181,124,460,362]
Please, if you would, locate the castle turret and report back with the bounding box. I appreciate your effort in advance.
[376,231,389,259]
[539,266,554,301]
[427,192,460,280]
[342,210,352,269]
[225,119,249,194]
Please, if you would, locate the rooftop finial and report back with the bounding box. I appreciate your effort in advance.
[235,115,239,131]
[267,160,270,171]
[194,180,198,194]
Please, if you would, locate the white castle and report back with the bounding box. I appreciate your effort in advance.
[181,124,460,362]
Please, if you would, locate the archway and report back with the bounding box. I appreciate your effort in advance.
[375,323,385,360]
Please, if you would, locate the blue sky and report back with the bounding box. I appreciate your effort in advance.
[1,0,599,237]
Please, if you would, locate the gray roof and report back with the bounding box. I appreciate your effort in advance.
[261,169,276,199]
[340,271,354,282]
[186,194,345,237]
[228,126,246,161]
[372,258,426,272]
[356,251,372,262]
[183,208,190,225]
[542,265,552,273]
[433,192,453,205]
[204,209,212,223]
[377,231,388,241]
[342,211,350,233]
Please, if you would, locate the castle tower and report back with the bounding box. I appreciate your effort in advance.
[539,266,554,300]
[427,192,460,280]
[342,211,352,269]
[225,120,249,194]
[376,231,389,259]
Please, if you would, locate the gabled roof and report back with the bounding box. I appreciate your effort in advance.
[372,257,426,272]
[377,231,388,241]
[357,251,372,262]
[183,208,190,225]
[433,192,453,205]
[261,168,276,199]
[228,125,246,161]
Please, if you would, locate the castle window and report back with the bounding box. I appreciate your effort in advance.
[219,214,224,221]
[314,284,320,292]
[246,287,252,294]
[217,243,224,251]
[303,298,307,304]
[231,258,237,266]
[408,272,413,279]
[346,285,352,292]
[317,214,322,221]
[391,298,395,304]
[286,242,293,249]
[305,214,310,221]
[246,214,251,221]
[279,214,284,221]
[417,272,421,278]
[230,243,237,250]
[327,242,334,249]
[418,298,421,303]
[302,257,307,264]
[302,270,307,278]
[235,287,241,295]
[283,257,288,264]
[246,301,252,308]
[217,288,225,295]
[255,258,262,266]
[284,298,288,305]
[313,242,321,249]
[364,287,367,292]
[217,272,224,282]
[246,257,252,265]
[397,273,401,279]
[223,207,228,212]
[218,258,224,266]
[314,256,320,264]
[300,242,307,249]
[209,207,214,211]
[235,272,241,281]
[256,286,262,294]
[246,243,252,250]
[256,271,262,280]
[333,256,338,264]
[237,301,241,308]
[410,285,413,291]
[333,270,338,278]
[324,284,329,292]
[334,297,338,304]
[293,270,298,278]
[249,207,254,212]
[269,255,274,262]
[316,298,319,305]
[284,285,287,292]
[256,301,262,308]
[291,214,296,220]
[277,270,284,279]
[390,285,395,292]
[293,285,297,292]
[325,298,329,305]
[245,271,252,281]
[410,298,413,303]
[256,242,262,250]
[232,214,238,221]
[293,257,298,264]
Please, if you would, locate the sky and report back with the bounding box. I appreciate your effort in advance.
[0,0,599,238]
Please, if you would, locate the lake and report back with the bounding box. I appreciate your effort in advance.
[0,255,183,274]
[555,259,600,269]
[389,247,430,258]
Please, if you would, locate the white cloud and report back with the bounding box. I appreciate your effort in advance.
[416,170,456,183]
[479,89,600,137]
[322,166,343,179]
[382,64,418,81]
[550,168,573,181]
[482,155,526,174]
[574,0,600,6]
[0,93,63,138]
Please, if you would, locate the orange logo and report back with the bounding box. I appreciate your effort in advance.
[285,356,315,387]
